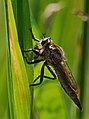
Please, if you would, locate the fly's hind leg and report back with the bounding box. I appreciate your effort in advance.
[46,65,57,80]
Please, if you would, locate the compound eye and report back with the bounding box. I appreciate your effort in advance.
[41,38,48,45]
[41,37,51,46]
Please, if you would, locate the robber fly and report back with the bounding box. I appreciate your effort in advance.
[24,28,82,110]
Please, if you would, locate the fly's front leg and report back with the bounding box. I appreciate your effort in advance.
[23,48,44,64]
[23,48,33,59]
[29,28,40,42]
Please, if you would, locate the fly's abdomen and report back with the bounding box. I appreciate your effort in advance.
[51,58,82,110]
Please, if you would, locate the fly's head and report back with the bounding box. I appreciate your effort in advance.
[33,37,52,56]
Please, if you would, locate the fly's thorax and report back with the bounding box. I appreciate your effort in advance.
[48,43,65,62]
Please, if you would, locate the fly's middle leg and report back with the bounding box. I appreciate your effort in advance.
[30,61,46,86]
[30,62,57,86]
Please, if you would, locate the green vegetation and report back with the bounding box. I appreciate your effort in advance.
[0,0,89,119]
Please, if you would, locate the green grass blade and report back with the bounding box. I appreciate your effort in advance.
[0,0,10,119]
[7,0,31,119]
[16,0,34,118]
[78,0,89,119]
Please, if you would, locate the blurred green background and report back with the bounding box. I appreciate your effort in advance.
[0,0,89,119]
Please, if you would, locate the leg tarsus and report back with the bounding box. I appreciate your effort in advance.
[30,82,42,86]
[43,75,56,80]
[29,75,43,86]
[33,76,40,83]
